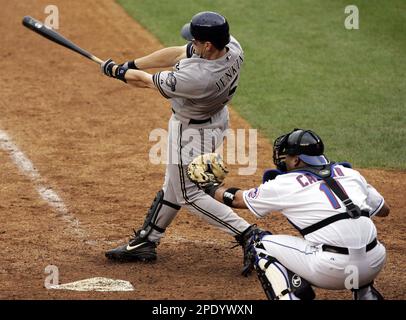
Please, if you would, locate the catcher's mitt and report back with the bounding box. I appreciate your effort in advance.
[187,153,229,188]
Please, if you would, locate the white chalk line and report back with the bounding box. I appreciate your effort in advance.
[0,129,87,239]
[0,129,231,248]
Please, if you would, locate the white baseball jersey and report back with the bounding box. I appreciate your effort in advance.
[244,164,387,294]
[243,164,385,248]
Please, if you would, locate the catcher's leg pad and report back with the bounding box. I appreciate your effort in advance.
[139,190,180,238]
[352,282,384,300]
[255,252,315,300]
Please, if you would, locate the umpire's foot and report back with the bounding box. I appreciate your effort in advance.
[105,232,157,262]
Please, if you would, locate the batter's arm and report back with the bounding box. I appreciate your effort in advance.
[130,45,188,69]
[120,68,155,89]
[107,62,155,88]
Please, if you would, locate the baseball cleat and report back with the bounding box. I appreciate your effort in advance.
[105,232,157,262]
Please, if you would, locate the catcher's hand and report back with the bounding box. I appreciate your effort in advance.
[187,153,229,190]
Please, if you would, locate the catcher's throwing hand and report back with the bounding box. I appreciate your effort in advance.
[187,153,229,195]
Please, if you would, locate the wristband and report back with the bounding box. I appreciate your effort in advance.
[114,66,128,83]
[127,60,139,70]
[223,188,240,207]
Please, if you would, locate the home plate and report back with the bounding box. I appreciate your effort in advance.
[49,277,134,292]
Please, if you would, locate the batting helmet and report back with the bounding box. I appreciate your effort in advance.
[181,11,230,50]
[273,128,329,171]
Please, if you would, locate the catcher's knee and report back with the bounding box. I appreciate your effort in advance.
[253,246,315,300]
[139,190,181,238]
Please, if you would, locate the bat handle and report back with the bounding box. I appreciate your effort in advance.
[91,55,104,65]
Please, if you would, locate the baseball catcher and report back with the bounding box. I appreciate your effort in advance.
[188,128,389,300]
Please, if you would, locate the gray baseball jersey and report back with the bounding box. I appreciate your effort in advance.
[146,35,251,242]
[153,36,244,121]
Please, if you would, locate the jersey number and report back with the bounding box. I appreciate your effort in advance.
[319,182,342,209]
[222,76,239,105]
[228,76,238,97]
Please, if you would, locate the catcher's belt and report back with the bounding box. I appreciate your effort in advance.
[322,238,378,255]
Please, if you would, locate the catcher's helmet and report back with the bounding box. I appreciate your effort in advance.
[181,11,230,50]
[273,128,329,171]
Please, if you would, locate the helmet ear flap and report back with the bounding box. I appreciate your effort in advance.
[273,134,289,171]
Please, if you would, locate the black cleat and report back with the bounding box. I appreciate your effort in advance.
[105,231,157,262]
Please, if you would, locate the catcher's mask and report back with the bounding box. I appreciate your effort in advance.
[273,128,329,172]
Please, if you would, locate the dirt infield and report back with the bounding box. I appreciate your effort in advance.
[1,0,404,300]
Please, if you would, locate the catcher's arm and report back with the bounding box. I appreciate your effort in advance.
[187,153,248,209]
[212,186,247,209]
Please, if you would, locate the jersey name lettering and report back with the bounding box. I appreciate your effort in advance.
[215,55,244,91]
[296,167,345,188]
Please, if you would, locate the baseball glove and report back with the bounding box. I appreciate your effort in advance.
[187,153,229,188]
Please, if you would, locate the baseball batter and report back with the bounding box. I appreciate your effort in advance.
[192,129,389,300]
[100,11,257,270]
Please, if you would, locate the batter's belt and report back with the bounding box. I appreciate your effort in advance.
[172,108,212,125]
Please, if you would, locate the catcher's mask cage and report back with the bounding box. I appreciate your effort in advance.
[273,128,329,171]
[181,11,230,50]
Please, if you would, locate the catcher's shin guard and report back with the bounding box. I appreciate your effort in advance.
[256,267,277,300]
[352,282,384,300]
[255,253,315,300]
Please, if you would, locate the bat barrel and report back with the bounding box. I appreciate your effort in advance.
[22,16,102,64]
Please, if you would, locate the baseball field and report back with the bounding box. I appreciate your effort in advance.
[1,0,405,300]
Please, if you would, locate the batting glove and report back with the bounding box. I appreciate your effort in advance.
[101,58,116,77]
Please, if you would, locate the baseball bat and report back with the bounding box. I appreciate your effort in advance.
[22,16,103,65]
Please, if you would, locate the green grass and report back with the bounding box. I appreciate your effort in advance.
[117,0,406,169]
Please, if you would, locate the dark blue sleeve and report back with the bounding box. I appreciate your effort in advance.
[337,162,352,168]
[262,169,284,183]
[186,42,194,58]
